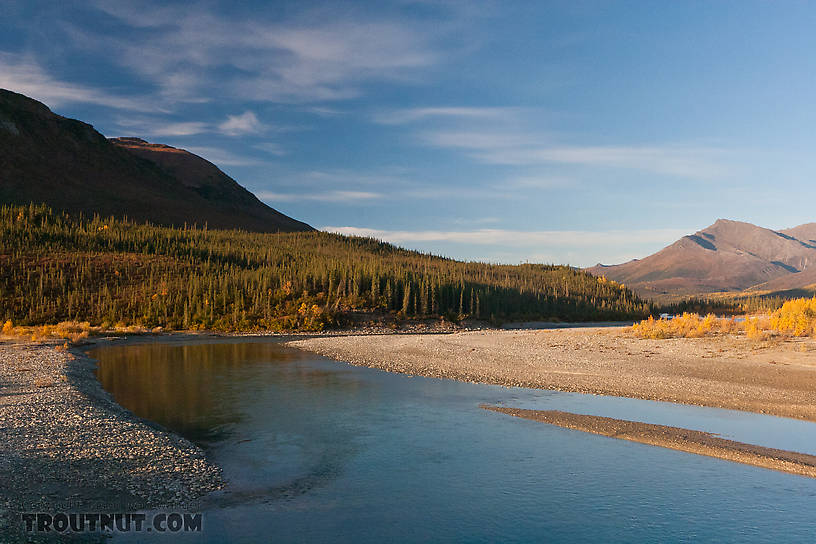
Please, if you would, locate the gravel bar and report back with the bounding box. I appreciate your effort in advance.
[484,406,816,479]
[288,327,816,421]
[0,341,223,538]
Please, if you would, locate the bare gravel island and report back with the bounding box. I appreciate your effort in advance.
[289,327,816,421]
[0,341,223,537]
[484,407,816,479]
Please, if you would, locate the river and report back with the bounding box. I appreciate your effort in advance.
[89,338,816,543]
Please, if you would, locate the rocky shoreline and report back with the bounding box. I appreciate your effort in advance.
[484,407,816,479]
[0,340,223,539]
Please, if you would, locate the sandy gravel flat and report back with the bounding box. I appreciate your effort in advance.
[289,327,816,421]
[484,407,816,478]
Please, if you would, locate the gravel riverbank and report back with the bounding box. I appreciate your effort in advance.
[289,327,816,421]
[484,407,816,479]
[0,341,223,538]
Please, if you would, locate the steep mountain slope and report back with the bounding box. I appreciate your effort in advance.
[109,137,311,231]
[0,89,311,232]
[747,266,816,293]
[587,219,816,297]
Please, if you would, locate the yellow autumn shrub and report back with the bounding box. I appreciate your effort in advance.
[744,317,768,340]
[632,312,720,339]
[769,297,816,337]
[0,320,97,343]
[634,312,766,339]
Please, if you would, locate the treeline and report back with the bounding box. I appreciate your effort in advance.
[0,204,651,331]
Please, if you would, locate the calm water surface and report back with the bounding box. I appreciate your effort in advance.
[89,339,816,543]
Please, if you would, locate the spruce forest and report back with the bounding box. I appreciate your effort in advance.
[1,205,652,331]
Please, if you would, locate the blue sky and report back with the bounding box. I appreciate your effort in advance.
[2,1,815,266]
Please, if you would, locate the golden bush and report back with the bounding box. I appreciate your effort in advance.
[744,317,767,340]
[634,299,816,340]
[632,312,723,339]
[633,312,770,340]
[769,297,816,337]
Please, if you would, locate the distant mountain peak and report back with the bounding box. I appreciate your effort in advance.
[586,218,816,298]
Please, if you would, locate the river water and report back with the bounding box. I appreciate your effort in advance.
[89,338,816,543]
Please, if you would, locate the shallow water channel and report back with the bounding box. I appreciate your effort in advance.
[89,338,816,543]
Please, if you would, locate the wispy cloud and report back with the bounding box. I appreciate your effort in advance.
[262,165,568,204]
[259,190,383,203]
[184,146,266,167]
[500,176,573,190]
[116,111,268,138]
[86,4,447,104]
[266,168,525,201]
[478,145,728,178]
[149,121,210,137]
[299,106,345,117]
[274,169,411,189]
[253,142,288,157]
[0,52,154,111]
[374,104,729,180]
[373,106,521,125]
[451,216,502,226]
[420,129,536,150]
[143,121,209,136]
[114,117,211,137]
[321,226,692,266]
[321,226,690,248]
[422,128,730,179]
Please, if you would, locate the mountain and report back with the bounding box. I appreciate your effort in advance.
[587,219,816,298]
[0,89,311,232]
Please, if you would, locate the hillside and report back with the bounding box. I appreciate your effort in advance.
[747,267,816,293]
[0,205,650,330]
[587,219,816,298]
[0,89,311,232]
[781,223,816,246]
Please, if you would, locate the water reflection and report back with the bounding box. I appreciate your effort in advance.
[91,341,366,500]
[95,342,264,441]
